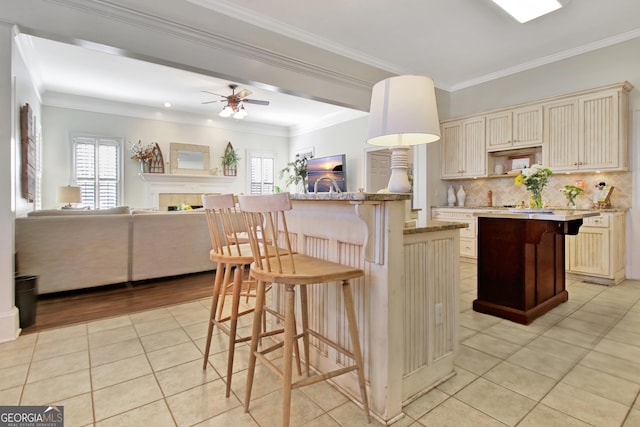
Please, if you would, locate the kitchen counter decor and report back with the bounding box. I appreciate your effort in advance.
[514,164,553,209]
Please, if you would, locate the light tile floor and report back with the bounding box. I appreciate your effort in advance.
[1,262,640,426]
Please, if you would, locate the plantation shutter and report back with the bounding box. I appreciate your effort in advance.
[249,152,275,194]
[73,135,122,209]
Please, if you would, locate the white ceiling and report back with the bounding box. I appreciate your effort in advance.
[17,0,640,131]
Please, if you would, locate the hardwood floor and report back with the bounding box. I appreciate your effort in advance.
[22,271,215,334]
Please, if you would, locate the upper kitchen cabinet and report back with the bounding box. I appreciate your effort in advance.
[441,117,486,179]
[544,83,631,172]
[485,105,542,152]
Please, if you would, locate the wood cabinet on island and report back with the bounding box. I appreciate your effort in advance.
[280,192,466,423]
[473,210,599,325]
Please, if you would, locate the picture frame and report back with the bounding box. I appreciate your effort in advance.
[508,154,534,171]
[20,103,36,202]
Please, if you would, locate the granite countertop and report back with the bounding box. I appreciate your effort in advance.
[432,205,626,213]
[290,192,411,202]
[474,210,600,221]
[404,220,469,235]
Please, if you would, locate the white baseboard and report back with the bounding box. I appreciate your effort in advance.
[0,306,20,343]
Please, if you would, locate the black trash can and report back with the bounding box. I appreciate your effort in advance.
[15,275,38,328]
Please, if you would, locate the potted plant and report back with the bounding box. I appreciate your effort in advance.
[279,154,312,193]
[221,142,240,176]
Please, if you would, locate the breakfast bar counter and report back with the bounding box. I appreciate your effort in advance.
[473,210,599,325]
[280,193,466,424]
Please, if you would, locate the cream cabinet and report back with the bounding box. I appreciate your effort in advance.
[431,208,478,259]
[441,117,486,179]
[544,85,630,172]
[485,105,542,152]
[566,211,626,285]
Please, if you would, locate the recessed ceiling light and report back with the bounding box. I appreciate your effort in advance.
[492,0,562,23]
[164,102,171,108]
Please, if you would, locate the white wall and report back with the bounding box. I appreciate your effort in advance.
[41,107,290,209]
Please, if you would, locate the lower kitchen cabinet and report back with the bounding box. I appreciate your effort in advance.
[432,208,478,260]
[566,211,626,285]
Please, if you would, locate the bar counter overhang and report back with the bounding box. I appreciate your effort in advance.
[272,192,467,424]
[473,210,600,325]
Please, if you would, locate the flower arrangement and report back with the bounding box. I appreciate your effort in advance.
[129,140,155,162]
[279,154,312,192]
[176,203,192,210]
[514,164,553,208]
[562,185,584,208]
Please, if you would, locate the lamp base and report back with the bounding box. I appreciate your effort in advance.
[387,146,412,193]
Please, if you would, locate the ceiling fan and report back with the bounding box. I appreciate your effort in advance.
[202,84,270,119]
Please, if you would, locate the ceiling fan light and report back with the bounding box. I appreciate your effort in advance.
[234,105,248,119]
[219,105,233,117]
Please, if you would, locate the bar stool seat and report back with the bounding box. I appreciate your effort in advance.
[238,193,370,427]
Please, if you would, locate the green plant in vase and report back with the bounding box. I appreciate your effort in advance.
[562,185,584,209]
[514,164,553,209]
[279,154,312,193]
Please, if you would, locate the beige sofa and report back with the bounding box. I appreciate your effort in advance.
[15,207,214,294]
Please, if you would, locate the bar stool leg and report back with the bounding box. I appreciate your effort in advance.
[203,261,226,370]
[299,286,311,377]
[282,285,296,427]
[244,280,266,413]
[216,264,233,321]
[342,280,371,423]
[225,265,244,397]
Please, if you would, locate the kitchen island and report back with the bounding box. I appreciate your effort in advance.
[275,193,466,424]
[473,210,599,325]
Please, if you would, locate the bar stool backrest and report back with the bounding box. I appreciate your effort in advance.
[201,194,247,258]
[237,193,296,275]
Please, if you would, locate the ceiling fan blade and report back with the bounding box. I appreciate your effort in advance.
[235,89,253,99]
[201,90,227,98]
[201,100,224,104]
[243,99,270,106]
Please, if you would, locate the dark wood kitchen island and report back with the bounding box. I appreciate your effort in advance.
[473,210,599,325]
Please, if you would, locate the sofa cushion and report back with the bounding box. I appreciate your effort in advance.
[28,206,131,216]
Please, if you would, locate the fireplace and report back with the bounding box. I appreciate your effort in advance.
[139,174,234,210]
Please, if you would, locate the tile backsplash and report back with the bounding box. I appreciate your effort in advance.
[444,171,632,209]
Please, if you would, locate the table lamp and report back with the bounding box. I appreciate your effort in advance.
[57,185,82,208]
[367,75,441,193]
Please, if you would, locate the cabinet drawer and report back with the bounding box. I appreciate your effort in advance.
[460,238,476,258]
[583,215,609,228]
[460,221,476,238]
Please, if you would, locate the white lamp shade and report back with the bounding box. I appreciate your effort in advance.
[367,75,441,147]
[57,185,82,204]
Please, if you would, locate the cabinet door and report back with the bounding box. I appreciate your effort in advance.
[567,227,610,276]
[579,90,619,170]
[513,105,542,148]
[462,117,486,177]
[485,111,512,151]
[441,121,463,178]
[544,99,579,171]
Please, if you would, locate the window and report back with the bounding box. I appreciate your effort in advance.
[249,151,275,194]
[72,135,122,209]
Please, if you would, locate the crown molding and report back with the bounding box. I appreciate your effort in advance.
[44,0,376,91]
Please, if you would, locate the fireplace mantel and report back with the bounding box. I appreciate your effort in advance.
[139,173,235,209]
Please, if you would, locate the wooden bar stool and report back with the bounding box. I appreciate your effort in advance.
[238,193,370,427]
[201,194,300,397]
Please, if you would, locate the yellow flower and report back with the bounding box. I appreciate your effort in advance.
[514,175,523,186]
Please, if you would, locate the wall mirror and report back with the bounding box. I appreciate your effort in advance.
[170,143,211,175]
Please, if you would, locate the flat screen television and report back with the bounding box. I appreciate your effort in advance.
[306,154,346,193]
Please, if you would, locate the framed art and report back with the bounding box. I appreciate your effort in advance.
[20,103,36,202]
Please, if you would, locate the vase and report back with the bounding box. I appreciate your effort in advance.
[530,191,543,209]
[567,198,577,209]
[447,185,456,206]
[456,185,466,207]
[140,160,150,173]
